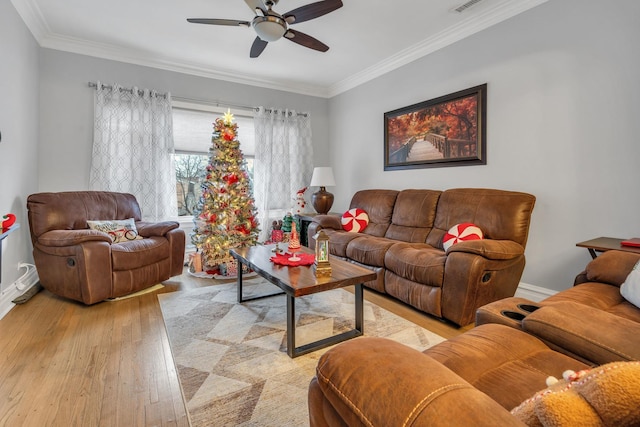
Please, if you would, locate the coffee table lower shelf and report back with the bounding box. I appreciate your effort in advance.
[231,245,373,358]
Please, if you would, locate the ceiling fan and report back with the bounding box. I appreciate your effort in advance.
[187,0,343,58]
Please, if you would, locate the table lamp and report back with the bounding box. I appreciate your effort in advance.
[310,167,336,214]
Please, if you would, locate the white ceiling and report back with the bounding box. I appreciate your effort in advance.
[12,0,547,97]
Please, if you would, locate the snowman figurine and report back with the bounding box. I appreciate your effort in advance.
[293,187,308,215]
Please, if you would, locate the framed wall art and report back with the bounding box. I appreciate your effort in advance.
[384,84,487,171]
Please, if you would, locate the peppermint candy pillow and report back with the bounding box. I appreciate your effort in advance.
[341,208,369,233]
[442,223,483,251]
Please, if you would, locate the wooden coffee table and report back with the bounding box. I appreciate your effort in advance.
[229,244,377,358]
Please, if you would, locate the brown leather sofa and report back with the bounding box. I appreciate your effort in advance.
[308,250,640,426]
[27,191,185,304]
[307,188,536,326]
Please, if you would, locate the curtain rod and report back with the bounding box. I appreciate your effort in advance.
[88,82,168,99]
[172,95,308,117]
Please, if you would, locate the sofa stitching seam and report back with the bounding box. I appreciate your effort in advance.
[316,369,374,427]
[403,383,469,426]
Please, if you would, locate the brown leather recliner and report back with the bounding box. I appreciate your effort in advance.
[27,191,185,304]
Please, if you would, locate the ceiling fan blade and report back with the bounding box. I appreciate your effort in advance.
[284,29,329,52]
[283,0,343,25]
[187,18,250,27]
[244,0,268,15]
[250,36,269,58]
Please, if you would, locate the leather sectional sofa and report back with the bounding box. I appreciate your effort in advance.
[307,188,536,326]
[308,250,640,426]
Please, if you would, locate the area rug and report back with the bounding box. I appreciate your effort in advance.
[158,277,446,427]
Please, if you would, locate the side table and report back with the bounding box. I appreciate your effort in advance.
[0,223,20,285]
[576,236,640,259]
[295,212,340,247]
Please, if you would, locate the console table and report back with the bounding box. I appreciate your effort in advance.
[0,223,20,285]
[576,236,640,259]
[295,212,340,247]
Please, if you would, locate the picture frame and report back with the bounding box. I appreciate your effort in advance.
[384,84,487,171]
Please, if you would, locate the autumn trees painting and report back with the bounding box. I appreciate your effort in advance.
[384,84,487,170]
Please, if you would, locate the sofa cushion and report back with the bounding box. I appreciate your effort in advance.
[385,243,446,286]
[424,324,591,411]
[111,237,170,270]
[384,189,441,243]
[349,190,398,237]
[620,261,640,308]
[323,229,362,258]
[543,282,640,323]
[346,235,396,267]
[426,188,535,249]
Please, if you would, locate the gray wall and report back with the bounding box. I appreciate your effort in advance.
[328,0,640,292]
[38,49,330,192]
[0,1,40,291]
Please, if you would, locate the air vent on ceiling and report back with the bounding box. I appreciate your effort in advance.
[452,0,484,13]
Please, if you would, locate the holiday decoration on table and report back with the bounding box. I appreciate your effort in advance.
[2,213,16,232]
[191,109,260,274]
[270,252,315,266]
[287,221,302,261]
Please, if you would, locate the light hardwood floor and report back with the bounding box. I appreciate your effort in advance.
[0,268,469,426]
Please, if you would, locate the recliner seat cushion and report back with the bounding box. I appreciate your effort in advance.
[424,324,591,410]
[346,235,396,267]
[544,282,640,323]
[111,237,170,271]
[385,242,446,286]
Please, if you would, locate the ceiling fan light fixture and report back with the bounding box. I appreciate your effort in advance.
[252,16,287,42]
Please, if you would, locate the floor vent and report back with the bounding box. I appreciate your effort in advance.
[452,0,484,13]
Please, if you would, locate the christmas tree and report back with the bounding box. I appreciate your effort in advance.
[192,110,260,271]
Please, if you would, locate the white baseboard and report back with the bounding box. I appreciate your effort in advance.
[514,281,557,302]
[0,268,40,320]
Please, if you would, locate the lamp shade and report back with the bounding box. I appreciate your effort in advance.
[310,167,336,187]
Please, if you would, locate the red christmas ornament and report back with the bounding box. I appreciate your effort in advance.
[223,129,235,141]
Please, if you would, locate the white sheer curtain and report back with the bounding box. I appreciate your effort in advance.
[89,81,177,221]
[254,107,314,242]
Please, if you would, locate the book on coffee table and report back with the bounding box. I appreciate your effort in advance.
[621,238,640,248]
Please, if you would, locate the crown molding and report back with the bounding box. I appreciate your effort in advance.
[327,0,549,97]
[12,0,547,99]
[39,32,330,97]
[10,0,49,41]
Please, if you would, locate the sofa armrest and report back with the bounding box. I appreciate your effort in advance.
[36,229,112,246]
[446,239,524,260]
[522,302,640,364]
[311,337,523,427]
[578,250,640,287]
[311,214,342,230]
[136,221,179,237]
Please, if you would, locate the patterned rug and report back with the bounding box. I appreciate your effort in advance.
[158,277,446,427]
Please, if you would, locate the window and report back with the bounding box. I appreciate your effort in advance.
[172,101,255,216]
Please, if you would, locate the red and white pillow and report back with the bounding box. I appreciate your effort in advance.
[442,223,483,251]
[341,208,369,233]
